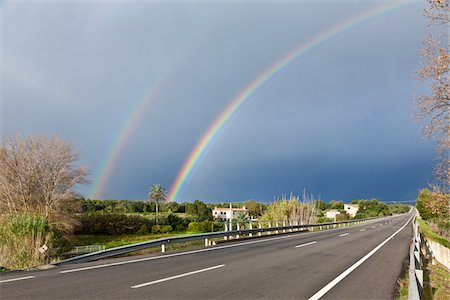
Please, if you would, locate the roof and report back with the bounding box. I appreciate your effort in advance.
[345,204,359,208]
[212,207,247,211]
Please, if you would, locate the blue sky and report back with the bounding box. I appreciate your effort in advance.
[1,0,434,203]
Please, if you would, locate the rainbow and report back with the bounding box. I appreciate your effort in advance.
[167,0,417,202]
[89,81,164,200]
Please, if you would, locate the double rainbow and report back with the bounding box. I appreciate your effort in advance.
[167,0,417,202]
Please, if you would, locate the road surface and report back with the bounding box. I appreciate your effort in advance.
[0,212,413,299]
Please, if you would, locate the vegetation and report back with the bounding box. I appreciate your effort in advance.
[416,189,449,239]
[0,135,88,269]
[260,192,317,224]
[422,260,450,300]
[185,200,212,221]
[414,0,449,190]
[418,219,449,249]
[148,184,167,224]
[0,214,52,270]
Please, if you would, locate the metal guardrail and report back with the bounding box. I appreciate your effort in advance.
[408,214,423,300]
[54,217,379,266]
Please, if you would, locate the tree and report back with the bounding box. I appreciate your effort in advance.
[415,0,449,191]
[185,200,212,221]
[0,135,88,221]
[245,200,263,218]
[147,184,167,224]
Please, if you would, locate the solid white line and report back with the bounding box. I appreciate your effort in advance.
[338,233,349,237]
[131,264,225,288]
[308,214,414,300]
[60,235,293,274]
[0,276,35,284]
[360,229,366,232]
[295,241,317,248]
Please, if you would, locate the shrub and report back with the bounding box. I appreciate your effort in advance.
[160,225,173,234]
[74,214,154,235]
[167,214,189,231]
[0,214,53,269]
[151,225,161,234]
[137,225,149,235]
[188,220,213,233]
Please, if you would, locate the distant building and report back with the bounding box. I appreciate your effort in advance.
[212,206,248,221]
[344,204,359,217]
[325,209,340,220]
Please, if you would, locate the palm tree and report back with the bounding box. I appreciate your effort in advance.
[148,184,167,224]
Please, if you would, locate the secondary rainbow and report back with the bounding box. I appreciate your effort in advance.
[167,0,417,202]
[89,82,163,200]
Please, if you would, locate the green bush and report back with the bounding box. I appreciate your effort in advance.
[137,225,149,235]
[167,214,190,231]
[188,220,213,233]
[0,214,53,269]
[151,225,161,234]
[160,225,173,234]
[75,214,153,235]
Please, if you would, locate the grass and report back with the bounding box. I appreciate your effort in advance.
[423,260,450,300]
[418,219,450,249]
[71,232,188,249]
[0,214,52,270]
[396,277,409,300]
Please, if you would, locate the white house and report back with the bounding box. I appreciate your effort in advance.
[212,206,248,221]
[325,209,340,220]
[344,204,359,217]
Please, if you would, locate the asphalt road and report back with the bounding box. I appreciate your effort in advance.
[0,213,413,299]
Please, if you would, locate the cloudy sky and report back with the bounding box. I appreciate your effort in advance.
[1,0,435,203]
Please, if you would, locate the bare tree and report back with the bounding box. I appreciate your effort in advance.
[0,135,89,220]
[415,0,449,191]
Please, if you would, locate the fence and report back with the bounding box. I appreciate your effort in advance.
[408,216,422,300]
[408,215,450,300]
[54,217,378,266]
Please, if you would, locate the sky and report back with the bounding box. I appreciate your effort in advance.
[1,0,436,203]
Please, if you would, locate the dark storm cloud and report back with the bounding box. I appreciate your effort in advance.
[2,0,432,202]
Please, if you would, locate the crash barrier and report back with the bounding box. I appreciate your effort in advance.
[55,217,381,266]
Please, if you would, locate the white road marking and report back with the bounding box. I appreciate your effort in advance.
[61,217,395,274]
[371,226,376,229]
[308,214,414,300]
[338,233,349,237]
[131,264,225,288]
[295,241,317,248]
[60,235,294,274]
[0,276,35,284]
[360,229,366,232]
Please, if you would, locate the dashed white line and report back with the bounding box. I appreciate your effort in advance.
[0,276,35,284]
[338,233,349,237]
[295,241,317,248]
[371,226,376,229]
[60,235,294,274]
[131,264,225,288]
[308,214,414,300]
[360,229,366,232]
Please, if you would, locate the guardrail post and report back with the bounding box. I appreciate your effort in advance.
[161,244,166,253]
[236,223,240,239]
[229,222,233,240]
[282,221,286,233]
[268,221,272,235]
[224,223,228,240]
[205,238,209,247]
[249,222,253,237]
[258,222,262,236]
[275,222,279,234]
[289,221,293,232]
